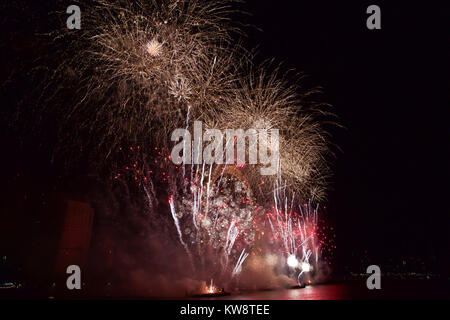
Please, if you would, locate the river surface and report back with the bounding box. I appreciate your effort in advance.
[204,280,449,300]
[0,280,447,300]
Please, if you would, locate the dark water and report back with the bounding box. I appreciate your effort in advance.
[0,280,448,300]
[208,280,449,300]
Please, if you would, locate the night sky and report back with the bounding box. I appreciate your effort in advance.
[1,0,449,282]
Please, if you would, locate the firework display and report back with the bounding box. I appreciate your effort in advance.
[23,0,243,165]
[1,0,448,308]
[9,0,336,295]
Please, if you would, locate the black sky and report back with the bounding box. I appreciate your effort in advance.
[240,0,449,270]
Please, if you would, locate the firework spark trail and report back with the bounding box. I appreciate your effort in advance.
[205,164,213,218]
[221,220,239,270]
[142,178,155,213]
[182,105,191,181]
[192,182,199,230]
[273,178,291,254]
[215,135,234,190]
[169,196,194,270]
[268,217,276,236]
[193,191,199,230]
[212,158,228,228]
[268,165,322,285]
[298,200,320,266]
[192,162,207,230]
[199,162,206,210]
[225,221,239,256]
[297,270,304,284]
[232,249,249,277]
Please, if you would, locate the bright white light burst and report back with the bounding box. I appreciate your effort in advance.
[287,254,299,268]
[145,39,162,57]
[301,262,311,272]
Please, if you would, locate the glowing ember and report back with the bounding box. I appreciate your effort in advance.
[206,279,217,294]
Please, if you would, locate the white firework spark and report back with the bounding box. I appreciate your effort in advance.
[145,39,163,57]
